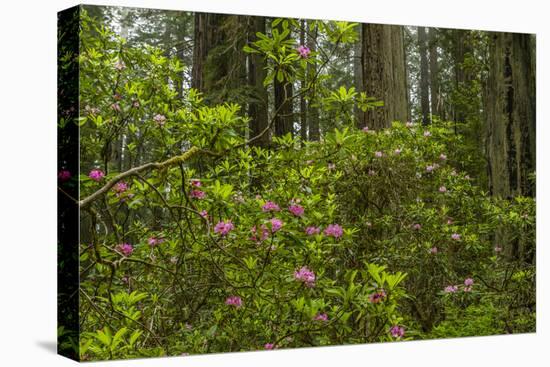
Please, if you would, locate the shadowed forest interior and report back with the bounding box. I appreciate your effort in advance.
[57,5,535,361]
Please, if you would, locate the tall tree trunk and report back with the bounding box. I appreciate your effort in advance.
[361,24,408,129]
[307,24,320,140]
[486,32,536,198]
[273,21,294,137]
[418,26,430,125]
[390,26,408,124]
[299,20,308,142]
[247,16,269,146]
[428,28,441,119]
[353,25,363,124]
[452,30,472,124]
[485,32,536,260]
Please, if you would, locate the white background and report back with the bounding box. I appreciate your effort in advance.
[0,0,548,365]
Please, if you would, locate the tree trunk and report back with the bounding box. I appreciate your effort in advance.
[300,20,308,142]
[247,16,269,146]
[428,28,441,119]
[485,32,536,260]
[308,23,320,140]
[353,25,363,124]
[418,26,430,125]
[361,24,408,129]
[390,26,409,124]
[486,32,536,198]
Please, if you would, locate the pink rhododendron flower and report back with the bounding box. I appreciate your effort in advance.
[116,243,133,257]
[390,325,405,338]
[89,169,105,182]
[430,246,438,254]
[424,130,431,137]
[214,220,234,236]
[58,170,72,182]
[440,153,447,161]
[297,45,311,58]
[451,233,461,241]
[444,285,458,293]
[426,165,434,172]
[362,126,370,132]
[375,151,383,158]
[294,266,316,287]
[464,278,474,286]
[153,114,166,126]
[225,295,242,308]
[439,186,447,193]
[190,190,206,199]
[250,224,269,242]
[412,223,422,230]
[288,204,305,217]
[262,201,280,212]
[305,226,321,235]
[113,181,128,194]
[369,290,387,303]
[148,237,163,247]
[190,179,202,187]
[324,224,343,238]
[199,210,208,219]
[446,218,453,225]
[264,343,276,350]
[314,313,329,321]
[270,218,283,232]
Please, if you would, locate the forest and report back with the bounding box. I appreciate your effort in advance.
[57,5,536,361]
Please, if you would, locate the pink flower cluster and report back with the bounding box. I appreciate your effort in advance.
[148,237,164,247]
[390,325,405,338]
[324,224,343,238]
[113,181,128,194]
[270,218,283,232]
[264,343,276,350]
[314,313,328,321]
[190,190,206,199]
[369,289,387,304]
[225,295,242,308]
[89,169,105,182]
[288,204,305,217]
[116,243,133,257]
[451,233,461,241]
[214,220,234,236]
[190,179,202,187]
[262,201,281,212]
[153,114,166,126]
[297,45,311,58]
[250,224,269,242]
[444,285,458,293]
[305,226,321,236]
[294,266,316,287]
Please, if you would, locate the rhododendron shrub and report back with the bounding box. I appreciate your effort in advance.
[68,11,535,361]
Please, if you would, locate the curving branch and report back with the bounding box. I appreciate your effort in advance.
[79,146,200,209]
